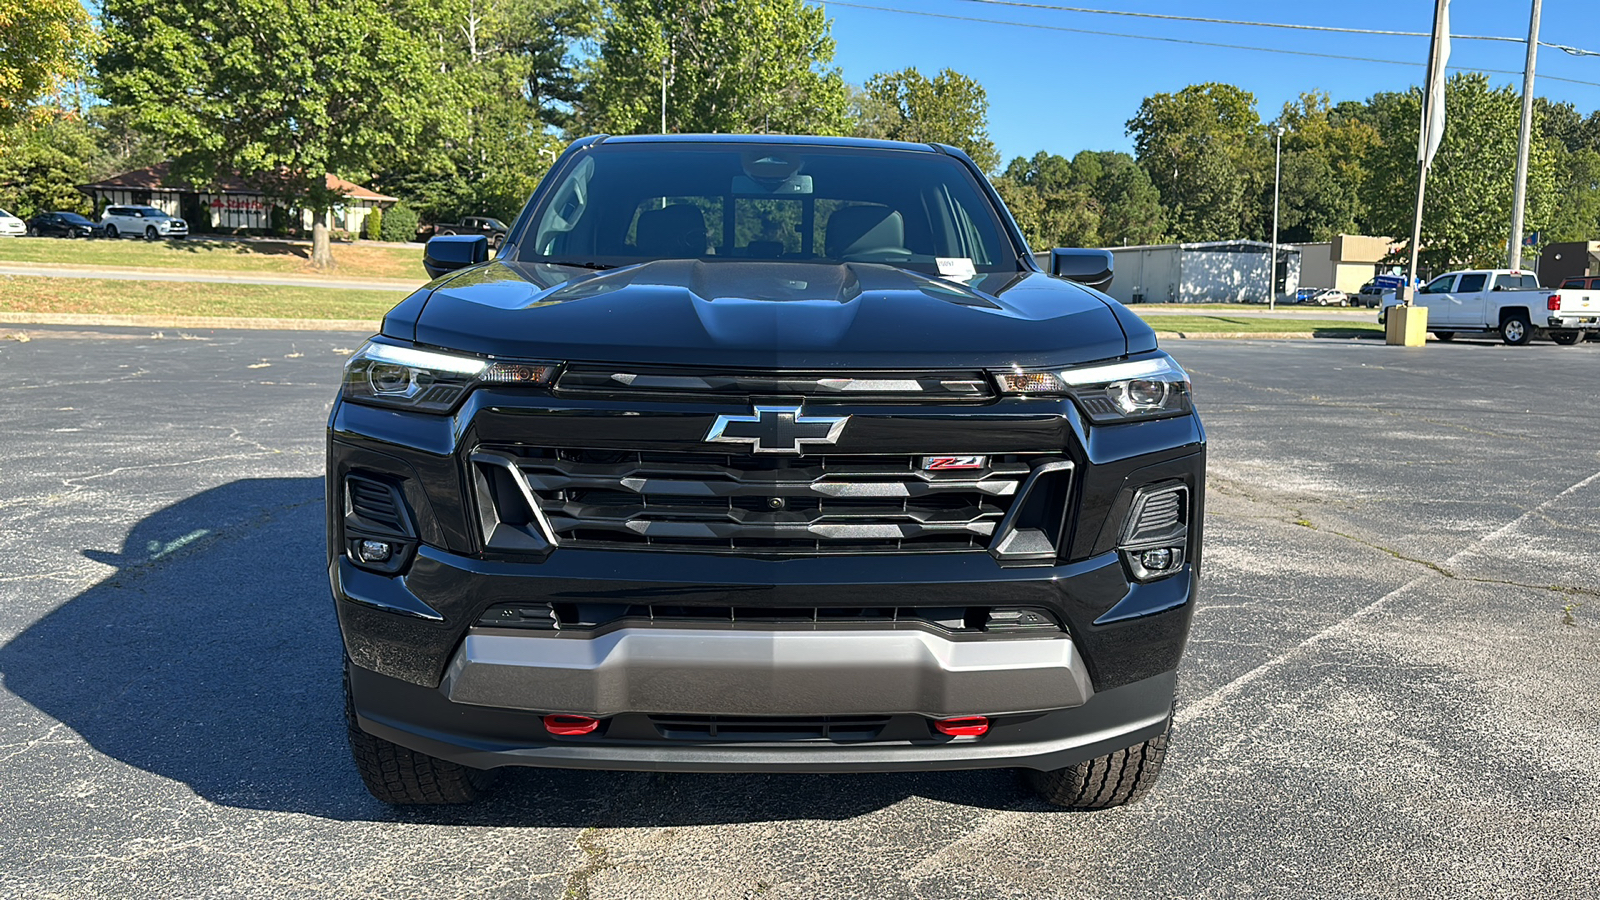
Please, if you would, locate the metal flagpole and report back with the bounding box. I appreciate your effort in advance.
[1269,126,1282,312]
[1507,0,1542,271]
[1403,0,1450,308]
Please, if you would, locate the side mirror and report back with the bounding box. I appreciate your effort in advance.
[1050,248,1114,290]
[423,234,490,278]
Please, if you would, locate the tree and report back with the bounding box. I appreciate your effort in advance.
[1073,150,1165,246]
[97,0,438,267]
[1127,82,1268,242]
[379,0,592,224]
[1545,146,1600,243]
[0,0,100,127]
[1270,91,1378,242]
[1365,73,1560,270]
[581,0,850,138]
[859,67,999,172]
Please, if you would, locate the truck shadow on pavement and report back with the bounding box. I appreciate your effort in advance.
[0,477,1039,825]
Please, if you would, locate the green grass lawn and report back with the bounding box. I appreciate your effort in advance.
[0,236,425,282]
[1136,314,1382,335]
[0,275,404,320]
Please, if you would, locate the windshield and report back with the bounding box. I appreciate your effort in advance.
[516,143,1021,274]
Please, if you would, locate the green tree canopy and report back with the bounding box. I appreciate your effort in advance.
[1127,82,1267,242]
[0,0,100,127]
[1270,91,1378,242]
[1365,73,1560,269]
[581,0,849,137]
[858,67,999,172]
[379,0,592,224]
[97,0,439,266]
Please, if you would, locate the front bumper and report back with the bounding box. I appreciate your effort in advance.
[350,661,1176,774]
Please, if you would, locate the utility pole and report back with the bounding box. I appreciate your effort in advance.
[1507,0,1542,270]
[1268,126,1283,312]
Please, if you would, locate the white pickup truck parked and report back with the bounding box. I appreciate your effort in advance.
[1545,276,1600,345]
[1379,269,1552,344]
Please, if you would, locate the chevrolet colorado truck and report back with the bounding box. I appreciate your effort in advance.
[329,134,1206,809]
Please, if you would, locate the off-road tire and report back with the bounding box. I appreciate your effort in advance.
[1550,331,1580,346]
[1500,315,1532,346]
[104,224,118,239]
[345,669,496,804]
[1026,721,1170,809]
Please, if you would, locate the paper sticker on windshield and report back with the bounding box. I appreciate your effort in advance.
[937,257,977,281]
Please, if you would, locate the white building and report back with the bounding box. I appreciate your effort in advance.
[1099,240,1300,304]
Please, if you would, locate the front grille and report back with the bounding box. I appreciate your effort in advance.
[648,715,891,742]
[477,448,1037,553]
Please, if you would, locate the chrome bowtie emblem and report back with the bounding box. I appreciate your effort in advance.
[705,405,849,455]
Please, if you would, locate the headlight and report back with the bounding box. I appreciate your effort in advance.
[342,341,558,413]
[995,355,1191,423]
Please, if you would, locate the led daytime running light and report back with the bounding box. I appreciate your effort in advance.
[1056,357,1180,386]
[361,342,489,376]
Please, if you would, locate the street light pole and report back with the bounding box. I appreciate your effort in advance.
[1508,0,1542,270]
[1268,126,1283,312]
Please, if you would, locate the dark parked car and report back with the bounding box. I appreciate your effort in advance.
[26,211,99,238]
[332,134,1205,810]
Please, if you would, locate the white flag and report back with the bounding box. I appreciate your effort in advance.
[1419,0,1451,167]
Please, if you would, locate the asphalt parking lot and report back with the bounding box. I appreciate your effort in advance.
[1,327,1596,899]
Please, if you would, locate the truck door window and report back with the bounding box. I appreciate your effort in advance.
[1456,273,1487,292]
[1423,275,1456,294]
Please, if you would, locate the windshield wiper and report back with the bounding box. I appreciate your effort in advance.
[542,260,616,271]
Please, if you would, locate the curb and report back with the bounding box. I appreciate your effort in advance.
[1151,331,1384,340]
[0,312,379,333]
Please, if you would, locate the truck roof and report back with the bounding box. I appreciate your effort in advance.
[598,133,943,153]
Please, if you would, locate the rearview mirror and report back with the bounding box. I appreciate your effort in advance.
[424,234,490,278]
[1050,248,1114,290]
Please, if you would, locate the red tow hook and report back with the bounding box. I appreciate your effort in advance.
[543,714,601,736]
[934,716,990,737]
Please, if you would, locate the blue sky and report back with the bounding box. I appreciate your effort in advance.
[819,0,1600,165]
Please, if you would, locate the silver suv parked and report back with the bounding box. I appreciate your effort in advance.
[100,205,189,241]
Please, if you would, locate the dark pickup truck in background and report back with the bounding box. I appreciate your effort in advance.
[331,134,1206,810]
[422,216,509,248]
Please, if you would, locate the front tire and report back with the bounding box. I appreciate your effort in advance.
[1500,315,1532,346]
[104,224,118,239]
[1026,720,1171,809]
[144,226,159,241]
[1433,331,1455,342]
[345,668,495,805]
[1550,331,1581,345]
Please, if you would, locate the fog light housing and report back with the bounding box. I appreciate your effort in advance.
[356,540,393,563]
[1140,548,1173,571]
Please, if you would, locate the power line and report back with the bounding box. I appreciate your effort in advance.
[825,1,1600,89]
[949,0,1600,57]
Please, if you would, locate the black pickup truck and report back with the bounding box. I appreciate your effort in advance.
[426,215,509,248]
[329,134,1205,809]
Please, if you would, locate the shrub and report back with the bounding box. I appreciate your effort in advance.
[363,206,383,241]
[381,201,419,243]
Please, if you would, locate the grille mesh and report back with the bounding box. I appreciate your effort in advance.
[480,448,1035,554]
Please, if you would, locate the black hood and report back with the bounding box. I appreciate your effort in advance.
[393,259,1148,370]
